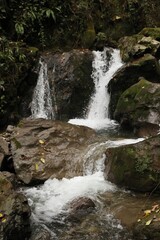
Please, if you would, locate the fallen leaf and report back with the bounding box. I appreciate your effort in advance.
[156,209,160,213]
[137,219,141,222]
[144,210,151,216]
[152,204,159,212]
[40,158,45,164]
[0,213,4,218]
[39,140,45,144]
[35,164,39,171]
[146,219,152,226]
[2,218,6,223]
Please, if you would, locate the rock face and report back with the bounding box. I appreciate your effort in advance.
[11,118,95,184]
[114,78,160,136]
[0,137,9,169]
[105,135,160,192]
[119,28,160,62]
[109,28,160,119]
[109,54,160,118]
[67,197,96,223]
[0,172,31,240]
[43,49,94,120]
[30,225,53,240]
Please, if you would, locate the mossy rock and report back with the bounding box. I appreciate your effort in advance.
[139,28,160,40]
[119,28,160,62]
[109,54,160,118]
[114,78,160,135]
[105,135,160,192]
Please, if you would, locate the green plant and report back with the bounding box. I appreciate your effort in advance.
[135,155,152,173]
[0,36,29,114]
[11,0,56,47]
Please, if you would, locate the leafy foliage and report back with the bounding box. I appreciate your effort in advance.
[0,35,36,115]
[0,0,105,48]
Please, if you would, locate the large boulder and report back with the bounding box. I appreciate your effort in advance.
[114,78,160,136]
[43,49,94,120]
[105,135,160,192]
[11,118,95,184]
[109,55,160,118]
[0,172,31,240]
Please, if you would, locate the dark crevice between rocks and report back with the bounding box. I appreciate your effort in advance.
[1,155,16,174]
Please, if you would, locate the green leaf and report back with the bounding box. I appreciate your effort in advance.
[46,9,56,21]
[146,219,152,225]
[15,23,24,35]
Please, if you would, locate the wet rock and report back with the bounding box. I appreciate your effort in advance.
[69,197,95,213]
[114,78,160,136]
[30,225,54,240]
[44,49,94,120]
[66,197,95,223]
[0,136,9,170]
[6,125,15,134]
[134,221,160,240]
[0,172,31,240]
[0,137,9,156]
[11,118,95,184]
[109,55,160,118]
[105,135,160,192]
[1,171,17,188]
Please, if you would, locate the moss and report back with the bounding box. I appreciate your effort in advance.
[139,28,160,40]
[115,78,151,114]
[82,19,96,48]
[27,47,39,56]
[135,155,152,173]
[12,138,22,149]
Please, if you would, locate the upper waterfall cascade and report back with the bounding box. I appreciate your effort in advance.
[31,59,54,119]
[69,48,123,130]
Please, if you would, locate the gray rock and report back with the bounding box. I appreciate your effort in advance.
[114,78,160,136]
[11,118,95,184]
[0,172,31,240]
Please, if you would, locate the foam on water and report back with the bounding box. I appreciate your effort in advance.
[25,172,116,223]
[68,118,118,130]
[24,137,144,223]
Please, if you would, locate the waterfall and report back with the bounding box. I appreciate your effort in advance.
[31,59,54,119]
[24,137,143,223]
[69,48,123,130]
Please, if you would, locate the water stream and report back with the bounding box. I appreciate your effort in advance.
[69,48,123,130]
[31,59,54,119]
[25,49,144,239]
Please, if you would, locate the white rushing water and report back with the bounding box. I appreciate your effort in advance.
[69,48,123,130]
[24,137,144,223]
[31,59,54,119]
